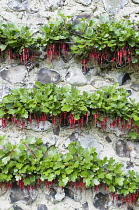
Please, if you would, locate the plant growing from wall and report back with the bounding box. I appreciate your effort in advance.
[0,22,38,64]
[0,82,139,139]
[71,16,139,71]
[1,15,139,70]
[0,136,139,206]
[38,12,73,62]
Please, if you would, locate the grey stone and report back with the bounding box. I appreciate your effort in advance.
[116,140,127,157]
[65,67,87,86]
[102,0,128,14]
[60,49,73,63]
[53,126,60,135]
[10,185,37,204]
[29,187,38,200]
[7,0,28,11]
[126,89,132,96]
[49,188,57,198]
[82,202,89,210]
[64,188,74,199]
[68,131,79,142]
[129,13,139,23]
[65,186,82,202]
[45,136,57,147]
[37,68,60,84]
[0,85,11,101]
[126,161,134,169]
[130,83,139,91]
[44,0,64,11]
[127,206,134,210]
[74,189,82,202]
[10,187,29,203]
[37,204,48,210]
[105,136,112,143]
[16,0,26,2]
[104,71,122,83]
[45,187,65,203]
[79,134,103,154]
[118,72,131,85]
[0,65,27,84]
[132,0,139,3]
[72,13,93,26]
[75,0,92,6]
[20,119,52,132]
[82,66,96,76]
[66,64,100,86]
[93,192,109,209]
[129,90,139,103]
[13,205,23,210]
[116,141,137,158]
[54,188,65,202]
[0,183,8,197]
[91,78,112,88]
[132,142,139,159]
[105,71,131,85]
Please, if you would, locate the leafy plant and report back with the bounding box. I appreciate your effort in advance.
[71,17,139,71]
[1,15,139,70]
[0,82,139,139]
[0,22,38,64]
[38,12,73,61]
[0,136,139,206]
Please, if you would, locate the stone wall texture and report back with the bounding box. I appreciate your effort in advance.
[1,0,139,210]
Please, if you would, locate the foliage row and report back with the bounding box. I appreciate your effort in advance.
[1,13,139,67]
[0,82,139,139]
[1,135,139,200]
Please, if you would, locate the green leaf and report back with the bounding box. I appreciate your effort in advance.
[41,107,49,113]
[27,136,36,144]
[84,178,91,187]
[98,173,105,179]
[61,104,71,112]
[55,170,60,175]
[2,156,10,164]
[115,177,124,186]
[120,189,129,196]
[8,109,16,115]
[85,27,94,37]
[24,177,31,185]
[132,57,138,64]
[0,110,6,118]
[70,171,78,182]
[30,175,36,183]
[0,44,7,51]
[74,114,80,120]
[106,174,112,180]
[16,163,23,169]
[135,49,139,55]
[59,177,69,186]
[129,131,139,139]
[0,149,5,157]
[133,115,139,121]
[109,185,115,192]
[68,144,76,154]
[128,40,135,47]
[21,109,28,118]
[92,179,100,186]
[0,173,12,181]
[18,165,29,173]
[65,168,73,174]
[47,173,56,181]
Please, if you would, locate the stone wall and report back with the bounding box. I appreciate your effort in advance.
[1,0,139,210]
